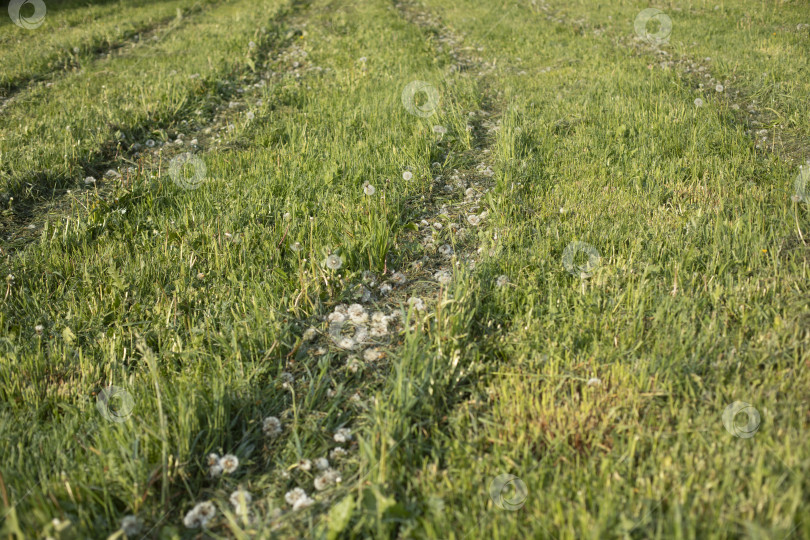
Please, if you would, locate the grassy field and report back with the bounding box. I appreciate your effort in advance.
[0,0,808,538]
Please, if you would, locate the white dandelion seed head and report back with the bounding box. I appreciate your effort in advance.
[391,271,407,285]
[347,357,362,372]
[434,270,452,285]
[379,283,392,295]
[467,214,481,226]
[314,474,330,491]
[324,254,343,270]
[354,324,369,343]
[220,454,239,474]
[314,469,342,491]
[328,311,347,324]
[246,111,255,121]
[333,335,355,350]
[334,427,353,443]
[262,416,282,437]
[408,296,426,311]
[183,508,203,529]
[587,377,602,387]
[329,447,347,460]
[363,348,383,362]
[196,501,216,522]
[302,327,317,341]
[298,459,312,471]
[120,515,142,536]
[432,125,448,134]
[402,171,413,181]
[145,139,156,148]
[439,244,454,257]
[285,487,306,506]
[84,176,96,185]
[315,457,329,470]
[347,304,368,324]
[229,489,252,514]
[293,495,314,511]
[363,182,376,196]
[496,275,509,288]
[370,322,389,338]
[694,98,704,107]
[715,84,724,92]
[34,324,44,334]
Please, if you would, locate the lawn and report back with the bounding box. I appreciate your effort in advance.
[0,0,808,538]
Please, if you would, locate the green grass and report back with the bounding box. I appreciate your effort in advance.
[0,0,224,97]
[0,0,808,538]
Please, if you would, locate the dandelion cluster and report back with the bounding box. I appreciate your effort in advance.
[314,468,342,491]
[434,270,452,285]
[329,447,347,460]
[408,296,426,311]
[370,311,395,337]
[348,303,368,324]
[183,501,216,529]
[334,427,352,443]
[207,453,239,476]
[284,488,315,511]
